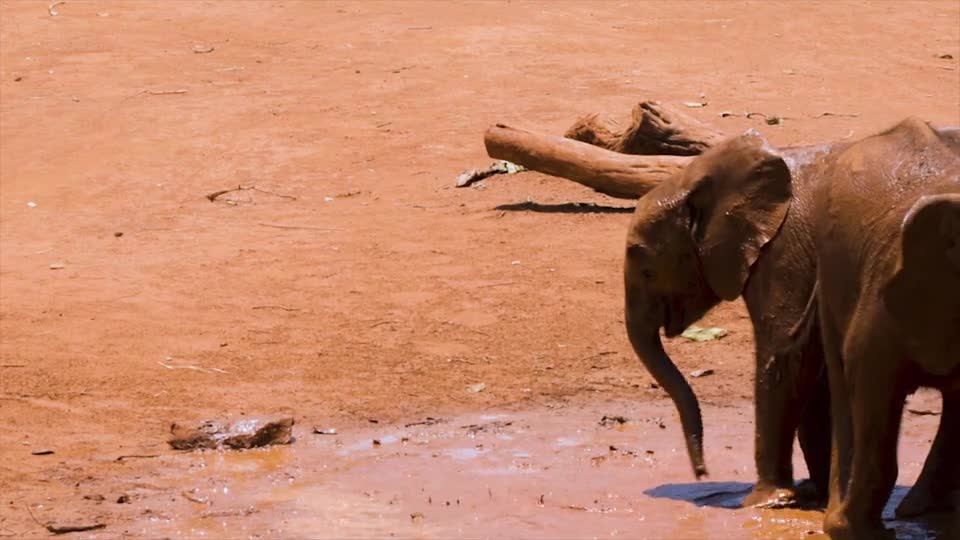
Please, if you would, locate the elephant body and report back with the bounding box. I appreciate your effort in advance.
[810,118,959,539]
[625,132,837,506]
[623,121,960,513]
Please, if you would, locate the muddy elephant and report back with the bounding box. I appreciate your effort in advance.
[621,122,960,512]
[623,130,833,507]
[808,118,959,539]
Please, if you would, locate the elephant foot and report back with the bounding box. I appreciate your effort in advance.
[823,511,895,540]
[795,478,828,509]
[744,484,798,509]
[896,484,959,518]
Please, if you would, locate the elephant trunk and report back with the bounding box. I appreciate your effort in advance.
[625,279,707,479]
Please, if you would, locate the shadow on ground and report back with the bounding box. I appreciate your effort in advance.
[645,481,752,509]
[495,201,635,214]
[647,482,958,539]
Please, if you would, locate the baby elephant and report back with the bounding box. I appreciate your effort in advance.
[811,118,959,539]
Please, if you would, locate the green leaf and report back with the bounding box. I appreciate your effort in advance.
[680,326,728,342]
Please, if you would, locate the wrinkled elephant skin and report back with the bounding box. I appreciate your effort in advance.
[623,122,960,512]
[811,118,959,540]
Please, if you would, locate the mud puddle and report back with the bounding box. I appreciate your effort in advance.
[66,398,954,538]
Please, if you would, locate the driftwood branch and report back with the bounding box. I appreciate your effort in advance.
[484,124,692,199]
[478,101,722,200]
[564,101,724,156]
[475,101,953,202]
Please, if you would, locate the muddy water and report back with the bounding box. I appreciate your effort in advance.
[111,399,951,539]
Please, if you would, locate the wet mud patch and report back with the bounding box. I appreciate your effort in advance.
[16,399,948,539]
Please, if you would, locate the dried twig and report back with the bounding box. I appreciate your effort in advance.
[258,223,343,231]
[158,359,229,374]
[206,185,297,202]
[476,281,517,288]
[251,305,302,312]
[48,1,65,16]
[812,111,860,119]
[115,454,160,462]
[26,505,105,535]
[1,364,26,368]
[181,490,210,504]
[123,89,188,101]
[369,320,396,328]
[200,506,257,519]
[145,89,187,95]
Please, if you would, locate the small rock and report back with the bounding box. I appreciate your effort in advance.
[116,494,131,504]
[690,369,715,378]
[372,439,382,447]
[168,417,294,450]
[313,427,337,435]
[936,53,954,60]
[683,101,707,108]
[599,415,628,427]
[192,44,215,54]
[114,232,123,238]
[466,382,486,393]
[27,201,37,208]
[14,76,23,82]
[511,260,521,265]
[410,511,424,521]
[31,449,54,455]
[49,263,65,270]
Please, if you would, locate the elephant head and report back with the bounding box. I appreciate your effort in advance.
[624,130,793,478]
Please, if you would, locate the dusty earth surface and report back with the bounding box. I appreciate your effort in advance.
[1,1,958,538]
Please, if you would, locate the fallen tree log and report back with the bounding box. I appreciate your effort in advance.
[484,123,693,199]
[564,101,724,155]
[476,101,722,199]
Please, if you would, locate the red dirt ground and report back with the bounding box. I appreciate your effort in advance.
[1,1,958,538]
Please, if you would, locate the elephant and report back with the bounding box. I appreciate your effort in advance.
[620,122,960,512]
[624,129,833,507]
[808,117,959,539]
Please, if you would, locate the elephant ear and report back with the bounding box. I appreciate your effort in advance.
[687,131,793,300]
[882,193,960,352]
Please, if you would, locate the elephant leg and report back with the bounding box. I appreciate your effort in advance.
[825,324,903,540]
[896,389,960,518]
[744,348,806,508]
[797,367,831,506]
[820,310,855,539]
